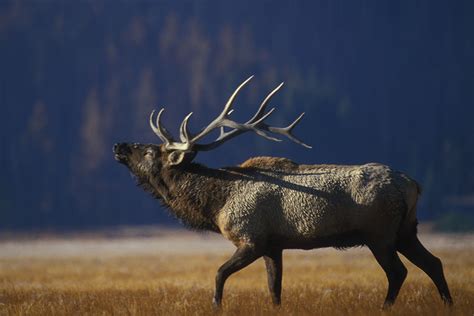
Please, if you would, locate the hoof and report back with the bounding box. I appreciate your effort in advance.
[212,297,221,309]
[443,296,454,307]
[382,301,394,310]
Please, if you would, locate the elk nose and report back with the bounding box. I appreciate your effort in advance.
[113,143,128,154]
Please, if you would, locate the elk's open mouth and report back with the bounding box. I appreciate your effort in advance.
[114,153,128,163]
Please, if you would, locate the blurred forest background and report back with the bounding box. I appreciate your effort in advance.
[0,0,473,231]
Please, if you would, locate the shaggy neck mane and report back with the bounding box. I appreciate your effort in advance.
[148,163,233,232]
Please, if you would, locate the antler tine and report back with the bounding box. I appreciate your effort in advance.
[266,113,312,148]
[156,109,177,143]
[220,75,254,119]
[247,82,284,124]
[179,112,193,143]
[149,109,174,145]
[252,107,277,126]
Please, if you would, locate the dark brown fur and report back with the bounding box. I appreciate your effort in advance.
[159,163,229,232]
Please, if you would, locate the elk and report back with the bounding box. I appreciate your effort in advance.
[113,76,453,308]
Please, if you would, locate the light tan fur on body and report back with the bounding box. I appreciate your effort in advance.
[218,157,418,249]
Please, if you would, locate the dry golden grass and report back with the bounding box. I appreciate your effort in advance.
[0,232,473,315]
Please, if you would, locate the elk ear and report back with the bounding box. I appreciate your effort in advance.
[167,151,196,166]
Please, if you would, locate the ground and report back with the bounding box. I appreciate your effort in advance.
[0,226,473,315]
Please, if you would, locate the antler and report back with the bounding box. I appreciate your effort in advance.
[149,76,311,152]
[149,109,175,146]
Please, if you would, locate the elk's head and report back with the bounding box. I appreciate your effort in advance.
[114,76,311,181]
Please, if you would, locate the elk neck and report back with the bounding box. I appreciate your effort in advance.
[155,162,235,233]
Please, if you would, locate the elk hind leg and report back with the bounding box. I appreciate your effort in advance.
[369,244,407,308]
[397,235,453,305]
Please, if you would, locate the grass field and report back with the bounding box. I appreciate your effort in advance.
[0,228,473,315]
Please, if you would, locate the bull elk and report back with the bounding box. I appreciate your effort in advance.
[113,76,452,308]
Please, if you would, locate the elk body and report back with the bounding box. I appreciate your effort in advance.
[114,76,453,308]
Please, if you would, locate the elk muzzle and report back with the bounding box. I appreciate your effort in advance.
[113,143,131,164]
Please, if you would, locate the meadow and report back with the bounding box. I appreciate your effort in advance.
[0,228,473,315]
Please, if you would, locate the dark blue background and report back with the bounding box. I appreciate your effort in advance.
[1,1,473,230]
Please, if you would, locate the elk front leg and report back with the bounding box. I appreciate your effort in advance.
[264,249,283,305]
[213,244,262,307]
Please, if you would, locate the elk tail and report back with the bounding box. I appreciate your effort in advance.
[397,179,421,244]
